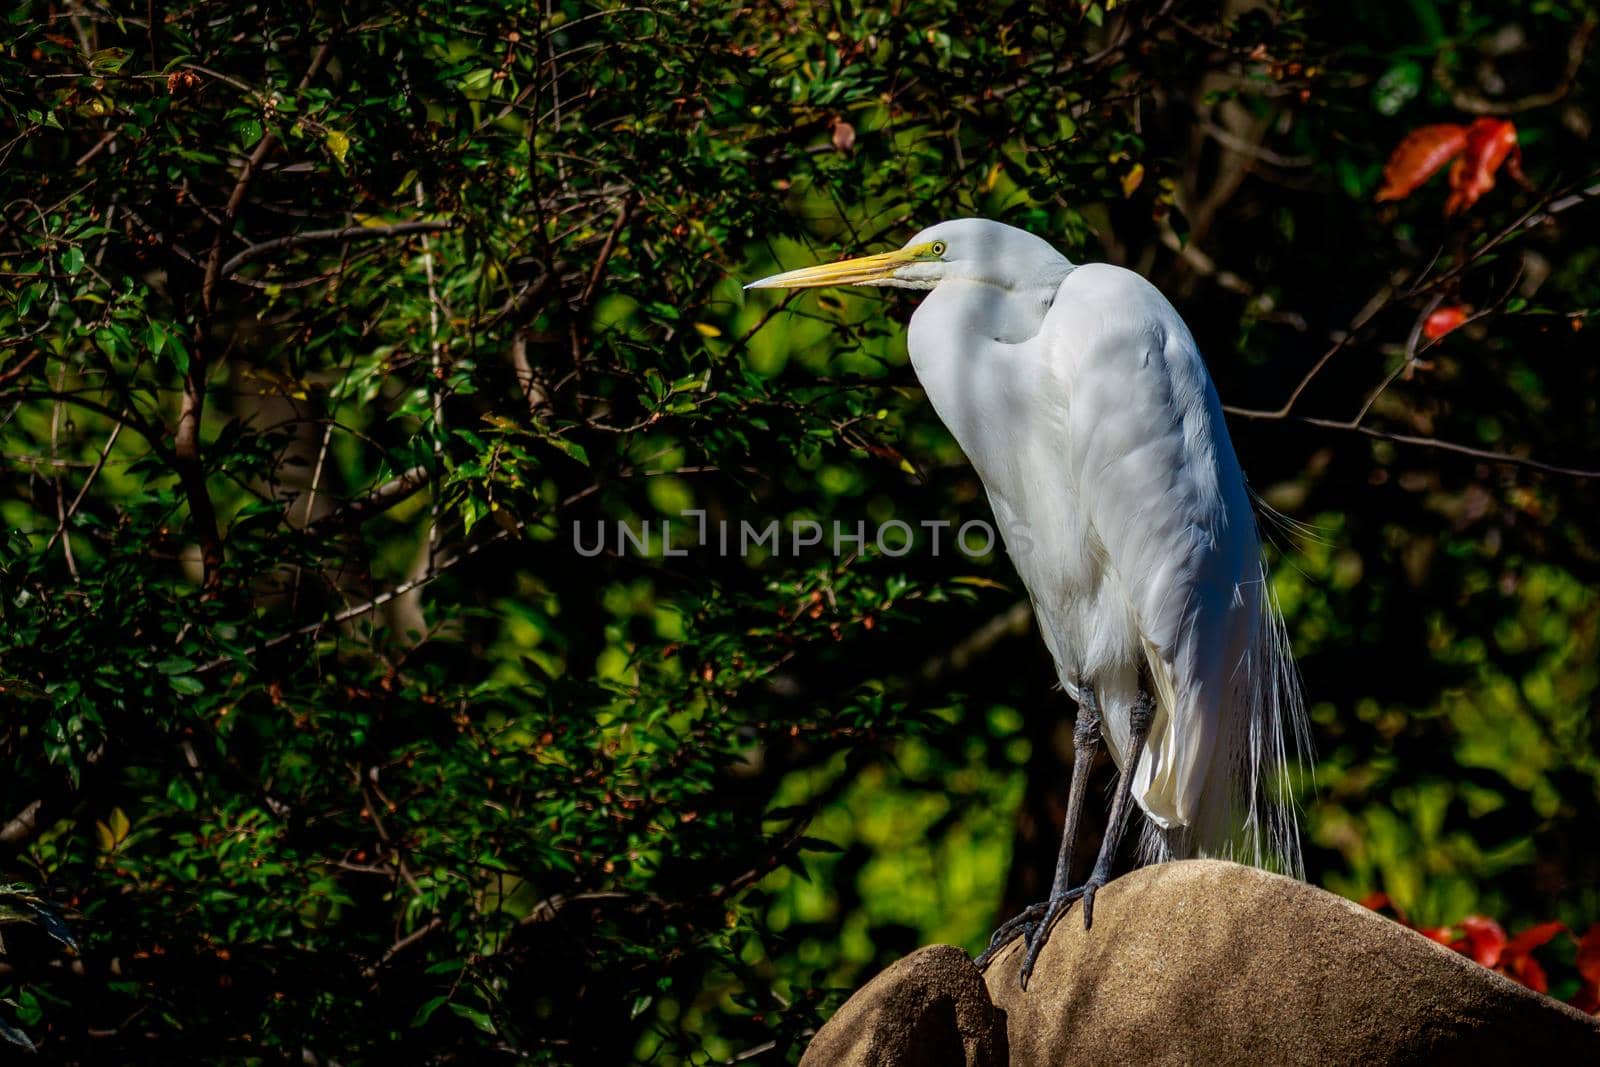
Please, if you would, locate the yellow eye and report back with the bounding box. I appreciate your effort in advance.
[930,241,947,257]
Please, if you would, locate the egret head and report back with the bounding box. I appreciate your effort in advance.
[745,218,1071,294]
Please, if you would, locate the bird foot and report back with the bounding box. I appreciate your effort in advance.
[975,901,1047,971]
[974,876,1109,989]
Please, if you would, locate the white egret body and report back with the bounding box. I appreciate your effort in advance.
[748,219,1306,982]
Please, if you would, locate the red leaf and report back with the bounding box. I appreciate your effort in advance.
[1565,924,1600,1013]
[1360,891,1393,912]
[1497,922,1565,994]
[1578,924,1600,986]
[1504,920,1566,958]
[1445,118,1521,216]
[1418,926,1457,947]
[1457,916,1507,968]
[1423,305,1470,340]
[1376,124,1469,202]
[1505,954,1550,994]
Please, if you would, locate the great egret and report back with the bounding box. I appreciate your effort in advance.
[747,219,1307,988]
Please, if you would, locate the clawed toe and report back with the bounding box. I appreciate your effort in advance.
[976,876,1112,987]
[976,895,1076,987]
[975,901,1047,969]
[1018,896,1074,988]
[1054,876,1106,928]
[1080,879,1103,928]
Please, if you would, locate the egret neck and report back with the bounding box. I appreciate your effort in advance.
[906,263,1074,554]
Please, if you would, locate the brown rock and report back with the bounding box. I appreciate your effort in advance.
[983,859,1600,1064]
[799,944,1008,1067]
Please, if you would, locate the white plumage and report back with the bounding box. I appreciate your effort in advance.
[748,218,1307,966]
[903,222,1303,872]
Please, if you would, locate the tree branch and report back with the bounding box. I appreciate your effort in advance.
[1434,17,1595,115]
[219,219,457,279]
[181,40,335,591]
[299,465,431,539]
[1225,407,1600,479]
[577,193,637,309]
[0,799,43,846]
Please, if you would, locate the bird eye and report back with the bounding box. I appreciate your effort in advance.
[930,241,947,257]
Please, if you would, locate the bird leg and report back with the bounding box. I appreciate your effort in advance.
[977,689,1157,990]
[975,685,1101,975]
[1063,689,1155,933]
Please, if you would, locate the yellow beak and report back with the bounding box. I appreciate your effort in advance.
[745,246,924,290]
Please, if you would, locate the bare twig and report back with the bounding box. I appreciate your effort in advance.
[1247,279,1399,420]
[417,181,447,567]
[919,600,1033,684]
[1435,18,1595,115]
[301,422,336,528]
[219,219,456,278]
[1405,174,1600,300]
[48,361,78,579]
[488,272,552,328]
[1246,413,1600,478]
[73,128,119,168]
[299,466,431,537]
[726,1041,780,1065]
[0,349,44,386]
[1200,118,1312,169]
[46,413,125,553]
[366,916,444,975]
[577,193,637,309]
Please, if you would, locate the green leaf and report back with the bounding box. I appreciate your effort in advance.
[447,1003,497,1035]
[412,995,450,1027]
[86,47,130,73]
[1373,61,1424,116]
[324,129,351,163]
[170,675,205,695]
[546,436,589,466]
[167,776,199,812]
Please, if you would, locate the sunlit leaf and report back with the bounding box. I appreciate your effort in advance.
[1375,123,1468,202]
[324,129,351,164]
[1423,305,1469,340]
[1445,118,1523,216]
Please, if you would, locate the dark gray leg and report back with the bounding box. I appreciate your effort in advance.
[975,686,1101,971]
[977,689,1156,990]
[1066,690,1155,932]
[1048,686,1103,899]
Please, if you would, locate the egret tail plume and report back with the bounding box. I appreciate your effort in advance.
[1137,563,1310,876]
[1251,487,1336,550]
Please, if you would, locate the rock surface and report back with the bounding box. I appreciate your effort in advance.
[803,860,1600,1065]
[797,944,1006,1067]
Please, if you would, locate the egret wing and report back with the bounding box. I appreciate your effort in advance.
[1042,264,1259,833]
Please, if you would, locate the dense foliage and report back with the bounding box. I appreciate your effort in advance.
[1,0,1597,1060]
